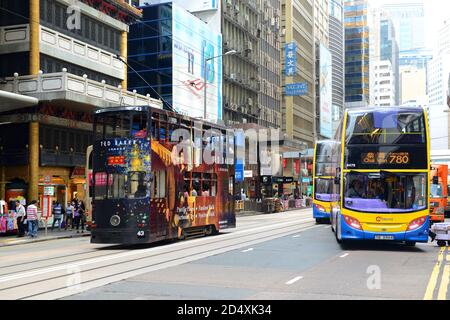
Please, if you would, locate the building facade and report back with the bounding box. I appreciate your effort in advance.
[282,0,315,147]
[0,0,159,206]
[369,7,399,106]
[329,0,345,134]
[344,0,370,108]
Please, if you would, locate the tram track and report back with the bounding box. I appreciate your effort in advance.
[0,213,315,300]
[0,210,312,278]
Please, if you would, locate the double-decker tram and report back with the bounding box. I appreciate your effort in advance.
[332,107,430,246]
[313,140,340,223]
[90,106,236,244]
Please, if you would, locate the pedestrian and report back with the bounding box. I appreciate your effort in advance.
[51,201,63,231]
[74,201,85,233]
[26,200,39,238]
[65,201,75,230]
[15,200,26,237]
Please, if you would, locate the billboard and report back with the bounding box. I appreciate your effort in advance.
[320,44,333,139]
[172,4,223,120]
[285,83,308,96]
[285,42,297,76]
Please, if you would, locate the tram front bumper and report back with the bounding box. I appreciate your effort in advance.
[91,228,148,244]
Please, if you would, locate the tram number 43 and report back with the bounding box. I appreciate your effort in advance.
[137,231,145,238]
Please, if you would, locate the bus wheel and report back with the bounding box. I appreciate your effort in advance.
[437,240,447,247]
[405,241,416,247]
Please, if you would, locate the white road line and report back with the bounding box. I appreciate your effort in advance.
[241,248,254,253]
[285,276,303,285]
[340,253,349,258]
[324,225,331,229]
[0,218,316,284]
[292,235,301,238]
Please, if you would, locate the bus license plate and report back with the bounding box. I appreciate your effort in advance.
[375,235,395,240]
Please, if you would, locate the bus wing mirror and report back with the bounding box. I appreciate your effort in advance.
[433,176,439,185]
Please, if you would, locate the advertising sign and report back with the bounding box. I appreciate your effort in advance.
[285,83,308,96]
[235,130,245,182]
[172,4,223,120]
[320,44,333,139]
[285,42,297,76]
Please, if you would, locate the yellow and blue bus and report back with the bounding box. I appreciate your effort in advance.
[313,140,340,223]
[331,107,430,246]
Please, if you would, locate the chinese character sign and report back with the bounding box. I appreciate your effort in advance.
[285,42,297,76]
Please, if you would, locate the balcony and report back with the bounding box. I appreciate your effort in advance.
[0,71,163,110]
[40,149,85,167]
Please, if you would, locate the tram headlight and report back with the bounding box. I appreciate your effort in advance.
[110,215,121,227]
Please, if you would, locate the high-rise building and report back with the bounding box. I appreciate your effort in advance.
[344,0,370,108]
[382,1,426,69]
[382,1,424,53]
[369,7,399,106]
[427,21,450,150]
[329,0,345,133]
[314,0,331,139]
[0,0,155,203]
[282,0,315,147]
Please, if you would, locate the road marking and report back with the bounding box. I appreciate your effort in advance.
[424,247,447,300]
[285,276,303,285]
[292,235,301,238]
[241,248,254,253]
[324,226,331,229]
[0,218,317,284]
[339,253,349,258]
[437,264,450,300]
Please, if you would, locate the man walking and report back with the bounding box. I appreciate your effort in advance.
[26,200,39,238]
[51,201,63,231]
[15,200,26,237]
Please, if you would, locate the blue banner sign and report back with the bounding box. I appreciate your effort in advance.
[285,42,297,76]
[285,83,308,96]
[235,159,244,182]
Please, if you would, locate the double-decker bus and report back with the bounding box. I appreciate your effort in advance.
[90,106,236,244]
[331,107,430,246]
[313,140,340,223]
[429,164,447,223]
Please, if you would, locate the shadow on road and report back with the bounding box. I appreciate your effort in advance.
[339,241,436,253]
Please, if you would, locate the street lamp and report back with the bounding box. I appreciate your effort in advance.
[203,50,237,119]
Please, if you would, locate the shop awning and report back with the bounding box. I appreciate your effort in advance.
[0,90,38,112]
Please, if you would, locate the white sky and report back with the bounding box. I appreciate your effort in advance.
[369,0,450,50]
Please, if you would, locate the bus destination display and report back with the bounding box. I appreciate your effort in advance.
[362,152,410,165]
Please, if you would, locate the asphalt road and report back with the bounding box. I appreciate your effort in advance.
[0,209,447,300]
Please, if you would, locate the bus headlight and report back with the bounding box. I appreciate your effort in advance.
[343,215,362,230]
[407,217,427,231]
[110,215,121,227]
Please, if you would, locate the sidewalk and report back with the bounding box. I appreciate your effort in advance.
[236,206,313,217]
[0,229,90,248]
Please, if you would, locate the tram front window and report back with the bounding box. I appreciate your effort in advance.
[344,172,427,213]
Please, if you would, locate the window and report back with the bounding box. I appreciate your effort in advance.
[128,172,149,199]
[152,170,166,198]
[107,174,126,199]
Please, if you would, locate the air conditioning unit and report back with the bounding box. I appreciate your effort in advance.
[247,98,253,106]
[271,17,275,26]
[230,73,236,80]
[245,41,253,52]
[235,5,240,13]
